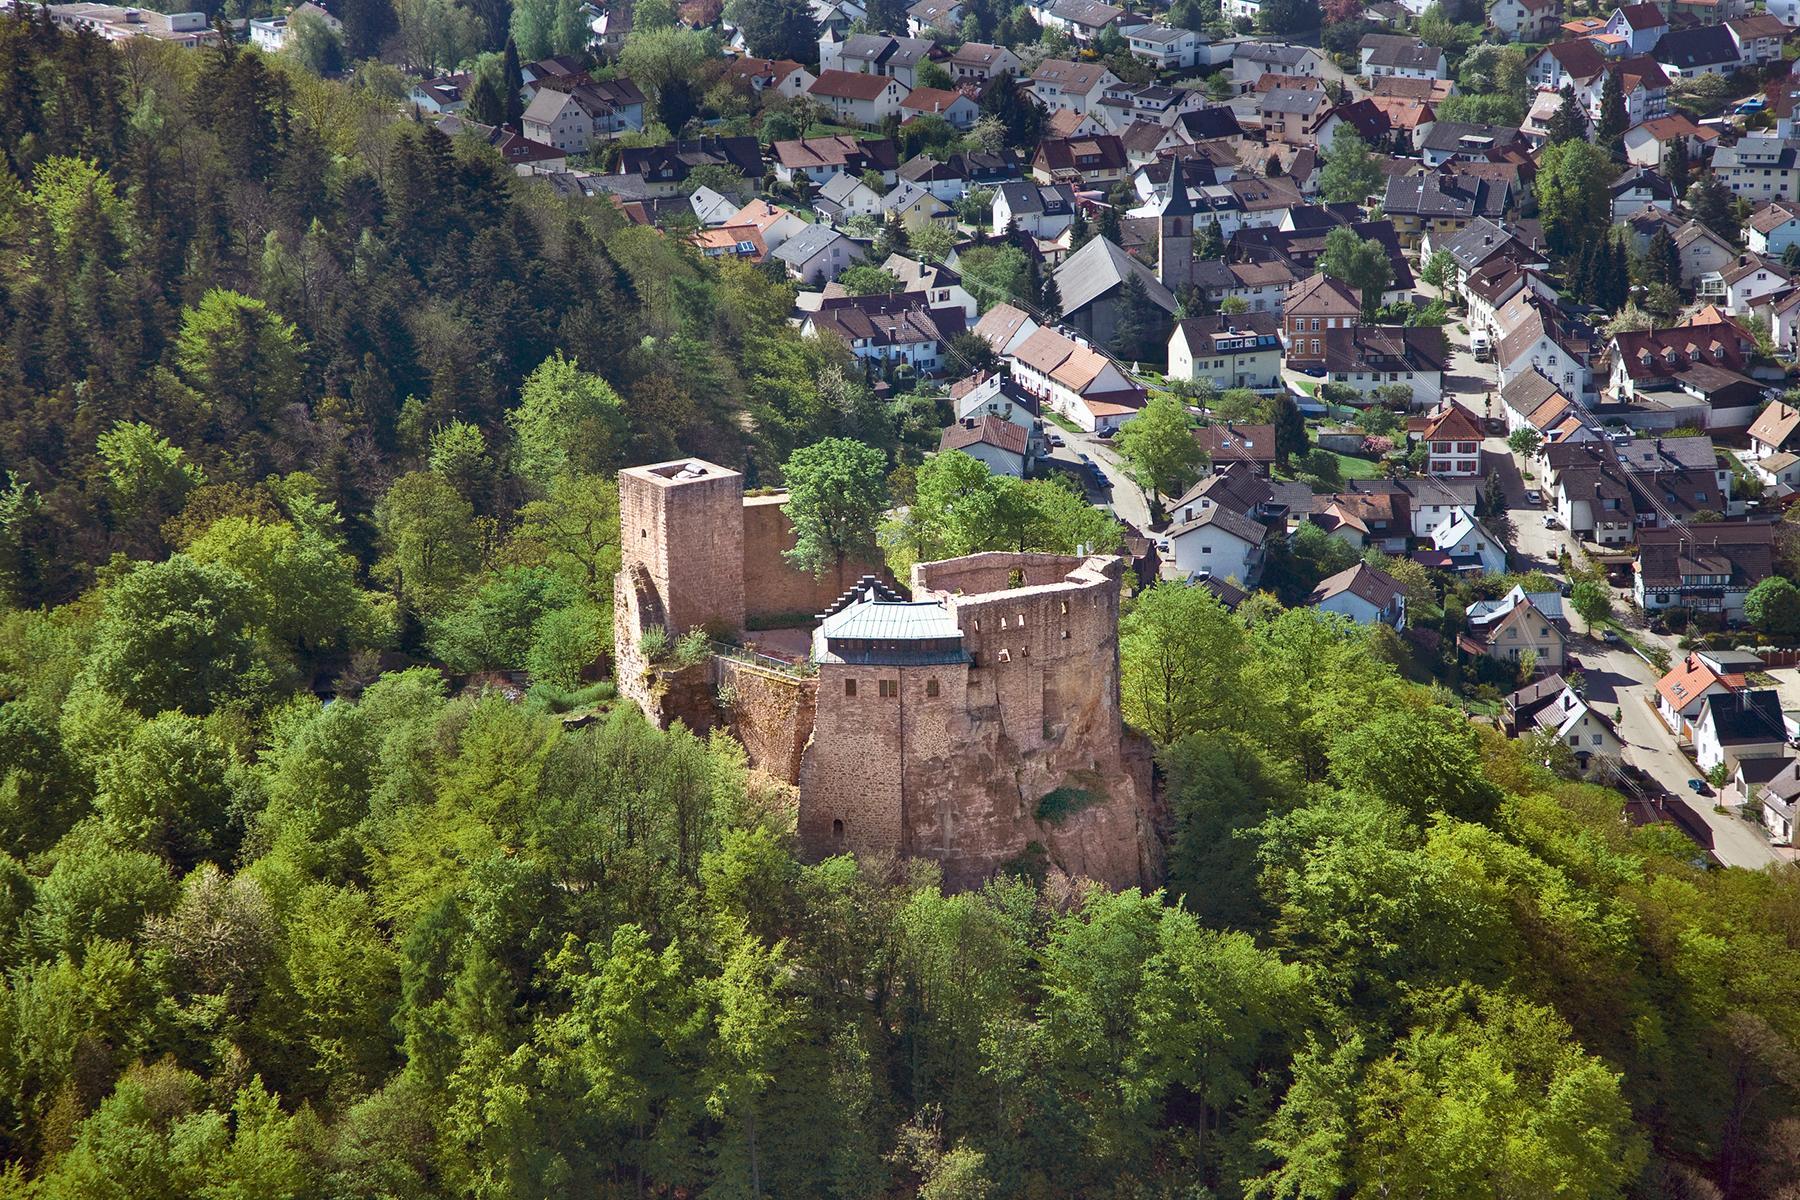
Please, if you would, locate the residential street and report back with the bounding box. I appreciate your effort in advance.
[1042,425,1154,533]
[1575,639,1785,869]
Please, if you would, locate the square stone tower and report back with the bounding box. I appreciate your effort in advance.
[619,459,747,638]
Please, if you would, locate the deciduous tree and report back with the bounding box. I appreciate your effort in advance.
[780,437,889,577]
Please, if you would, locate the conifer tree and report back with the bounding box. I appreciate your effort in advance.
[1667,135,1690,195]
[502,37,524,125]
[1596,68,1627,147]
[1544,85,1586,146]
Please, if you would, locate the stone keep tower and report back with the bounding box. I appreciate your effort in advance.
[617,459,747,640]
[1156,153,1196,292]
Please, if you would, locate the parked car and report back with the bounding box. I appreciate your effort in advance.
[1046,431,1064,448]
[1471,332,1492,361]
[1524,489,1541,505]
[1687,778,1709,796]
[1542,514,1562,529]
[1602,629,1623,645]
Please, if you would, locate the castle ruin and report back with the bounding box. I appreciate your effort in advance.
[613,458,1160,890]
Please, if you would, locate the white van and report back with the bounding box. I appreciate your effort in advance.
[1471,332,1492,361]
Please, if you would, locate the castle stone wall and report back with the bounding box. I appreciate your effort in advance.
[715,658,817,784]
[799,552,1158,890]
[741,494,896,622]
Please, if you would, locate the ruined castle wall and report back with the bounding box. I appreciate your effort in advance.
[620,462,746,638]
[912,551,1101,598]
[715,658,817,785]
[740,494,896,622]
[797,661,914,859]
[935,554,1124,755]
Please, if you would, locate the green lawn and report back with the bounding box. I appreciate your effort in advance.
[1044,411,1081,434]
[1322,451,1385,480]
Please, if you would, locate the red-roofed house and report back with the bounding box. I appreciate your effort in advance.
[899,87,980,129]
[1656,651,1746,738]
[940,415,1032,476]
[1420,403,1485,476]
[808,70,910,125]
[724,57,815,98]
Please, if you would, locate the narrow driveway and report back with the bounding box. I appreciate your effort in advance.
[1575,640,1784,869]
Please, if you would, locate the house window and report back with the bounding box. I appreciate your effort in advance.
[879,679,897,698]
[925,678,939,697]
[845,678,857,697]
[832,818,845,843]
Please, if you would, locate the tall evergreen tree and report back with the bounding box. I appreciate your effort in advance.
[1544,85,1586,146]
[1198,217,1224,258]
[467,71,505,125]
[1687,174,1736,242]
[1605,235,1630,311]
[502,37,524,125]
[1667,134,1690,195]
[1099,203,1121,244]
[338,0,396,59]
[1645,226,1679,290]
[977,72,1042,150]
[1595,68,1627,147]
[469,0,511,50]
[728,0,816,62]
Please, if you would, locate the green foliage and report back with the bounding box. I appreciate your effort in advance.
[3,21,1800,1200]
[88,556,264,717]
[1745,576,1800,638]
[727,0,816,60]
[837,264,903,295]
[374,472,481,618]
[889,452,1122,574]
[1115,394,1203,503]
[954,243,1030,310]
[1121,582,1248,746]
[1318,228,1391,319]
[1034,785,1097,824]
[1317,124,1381,204]
[779,437,889,576]
[1537,140,1615,259]
[1570,579,1613,628]
[508,352,626,492]
[1507,427,1543,457]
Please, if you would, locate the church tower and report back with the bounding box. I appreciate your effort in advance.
[1157,154,1195,292]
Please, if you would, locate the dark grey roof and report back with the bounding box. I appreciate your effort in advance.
[996,180,1075,217]
[1360,33,1442,71]
[1129,23,1190,44]
[1165,501,1267,544]
[1702,689,1787,746]
[1054,235,1177,317]
[1382,170,1505,219]
[774,222,855,264]
[817,595,968,665]
[1657,24,1741,71]
[1439,217,1526,269]
[1419,121,1523,154]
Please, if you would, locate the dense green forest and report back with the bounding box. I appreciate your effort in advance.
[2,15,1800,1200]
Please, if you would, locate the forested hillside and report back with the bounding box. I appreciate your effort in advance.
[2,14,1800,1200]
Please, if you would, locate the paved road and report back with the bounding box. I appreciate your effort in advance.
[1042,426,1154,534]
[1574,639,1784,869]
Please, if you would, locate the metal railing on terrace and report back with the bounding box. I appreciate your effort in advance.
[709,640,818,679]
